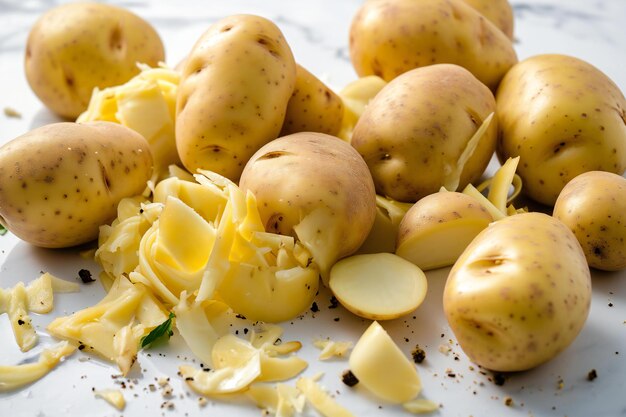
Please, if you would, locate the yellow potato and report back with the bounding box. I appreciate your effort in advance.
[496,54,626,205]
[0,122,152,248]
[239,132,376,281]
[329,253,427,320]
[462,0,514,39]
[280,64,344,136]
[176,15,296,181]
[25,3,165,119]
[349,321,421,403]
[349,0,517,90]
[351,64,497,202]
[396,191,493,270]
[444,212,591,371]
[553,171,626,271]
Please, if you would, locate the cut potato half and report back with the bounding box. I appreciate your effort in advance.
[329,253,427,320]
[396,191,493,271]
[349,321,421,403]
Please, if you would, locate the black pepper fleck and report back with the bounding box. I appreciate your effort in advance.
[78,269,95,283]
[411,345,426,364]
[587,369,598,381]
[341,370,359,387]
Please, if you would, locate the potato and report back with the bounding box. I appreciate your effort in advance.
[0,122,152,248]
[349,321,421,403]
[496,54,626,206]
[349,0,517,90]
[553,171,626,271]
[351,64,497,202]
[462,0,514,39]
[176,15,296,181]
[280,64,344,136]
[396,191,493,270]
[239,132,376,281]
[329,253,427,320]
[25,3,165,119]
[444,212,592,371]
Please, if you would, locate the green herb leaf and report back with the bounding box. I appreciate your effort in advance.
[0,224,7,236]
[140,312,175,349]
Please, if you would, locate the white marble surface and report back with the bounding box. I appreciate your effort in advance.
[0,1,625,417]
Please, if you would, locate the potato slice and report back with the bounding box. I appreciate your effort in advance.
[349,321,421,403]
[396,191,493,271]
[329,253,427,320]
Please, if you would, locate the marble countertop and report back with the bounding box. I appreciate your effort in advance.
[0,1,625,417]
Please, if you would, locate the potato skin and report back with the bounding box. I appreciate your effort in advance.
[444,212,591,372]
[239,132,376,275]
[496,54,626,206]
[462,0,514,40]
[280,64,344,136]
[553,171,626,271]
[176,15,296,181]
[349,0,517,90]
[25,3,165,119]
[351,64,497,202]
[0,122,152,248]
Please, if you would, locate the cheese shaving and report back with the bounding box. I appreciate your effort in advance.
[0,341,76,392]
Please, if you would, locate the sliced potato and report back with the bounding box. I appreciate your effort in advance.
[329,253,427,320]
[396,191,493,271]
[349,321,421,403]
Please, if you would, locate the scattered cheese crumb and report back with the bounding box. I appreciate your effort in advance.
[313,338,353,360]
[94,389,126,410]
[3,107,22,118]
[438,344,451,355]
[403,398,439,414]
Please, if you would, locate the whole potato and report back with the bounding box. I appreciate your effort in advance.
[462,0,514,40]
[176,15,296,181]
[351,64,497,202]
[396,191,493,270]
[280,64,344,136]
[496,54,626,206]
[553,171,626,271]
[444,212,591,372]
[349,0,517,90]
[239,132,376,281]
[0,122,152,248]
[25,3,165,119]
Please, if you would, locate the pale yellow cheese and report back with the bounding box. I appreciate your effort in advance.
[0,341,76,392]
[296,376,355,417]
[313,339,353,360]
[94,389,126,410]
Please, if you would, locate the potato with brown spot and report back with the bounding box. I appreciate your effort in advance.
[349,0,517,90]
[239,132,376,282]
[176,15,296,181]
[351,64,497,202]
[553,171,626,271]
[25,3,164,119]
[496,54,626,206]
[280,64,344,136]
[444,212,592,371]
[0,122,152,248]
